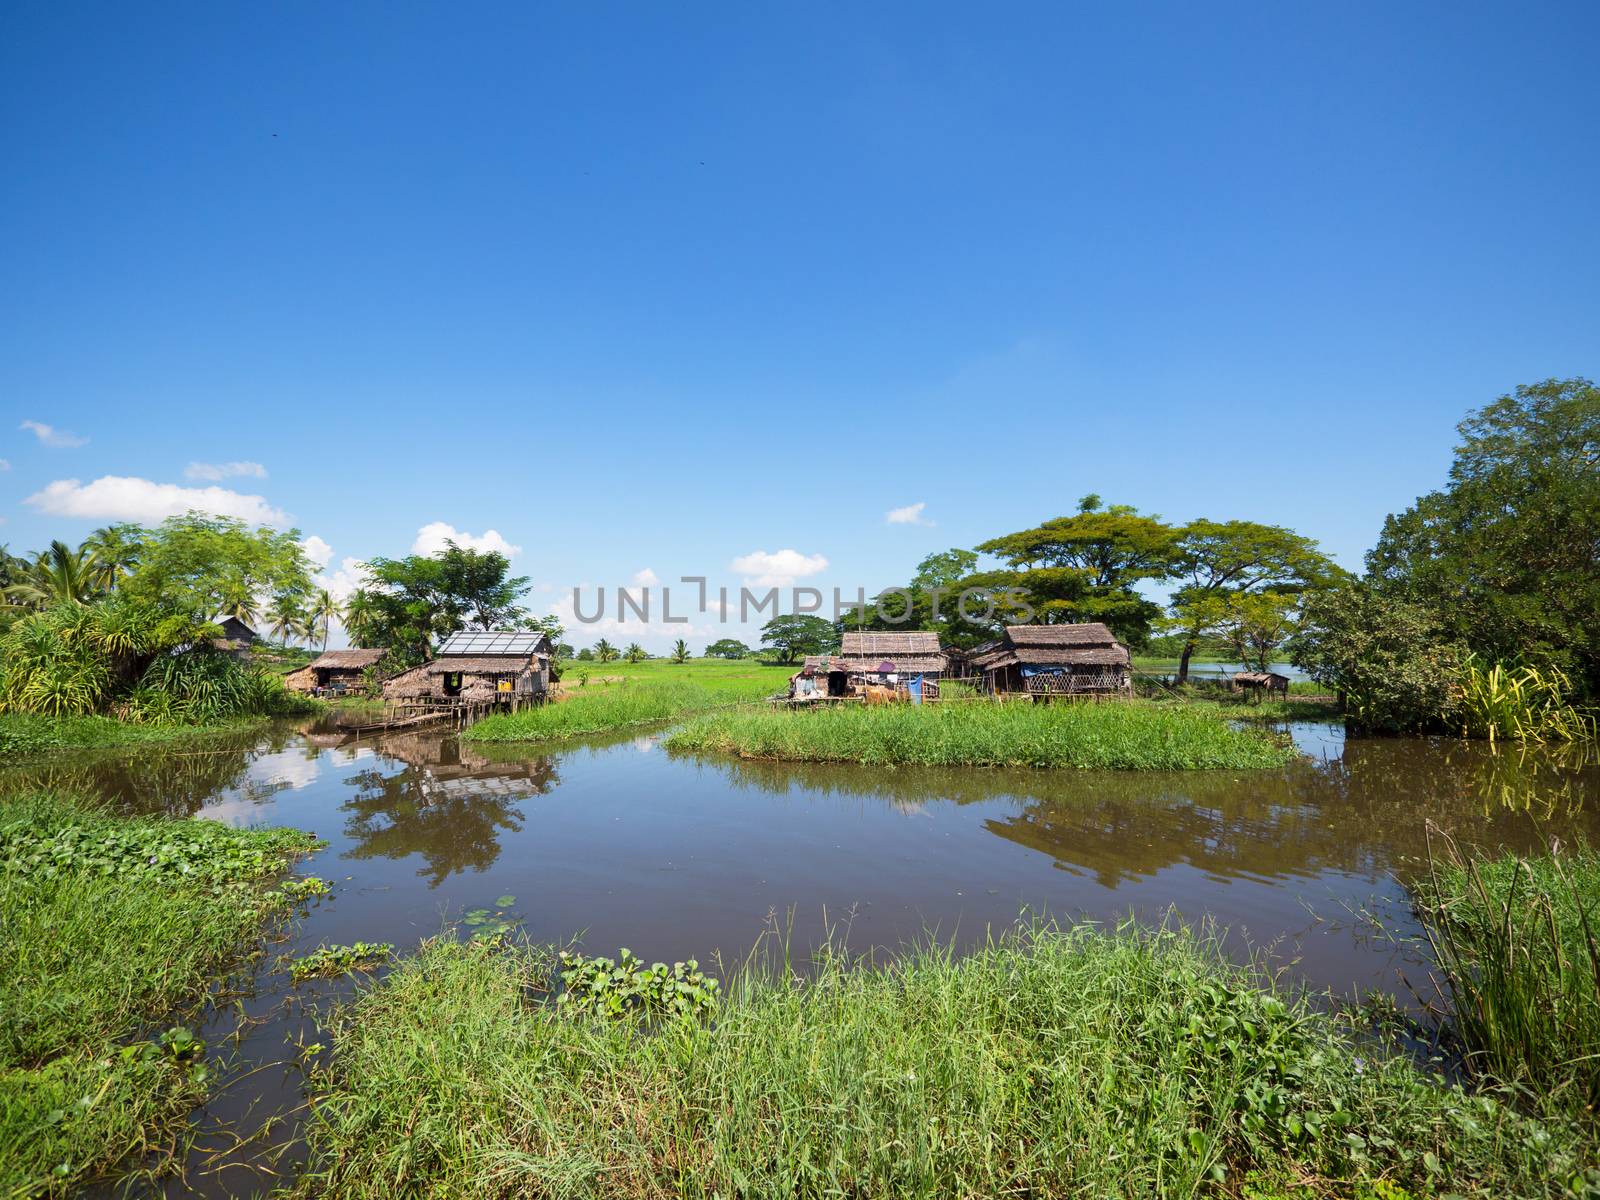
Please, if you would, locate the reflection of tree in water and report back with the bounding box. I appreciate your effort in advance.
[340,734,559,887]
[0,730,273,819]
[700,736,1599,890]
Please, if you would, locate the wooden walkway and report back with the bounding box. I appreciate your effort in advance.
[335,693,545,737]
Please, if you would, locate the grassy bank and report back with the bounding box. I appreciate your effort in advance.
[295,924,1594,1198]
[465,664,787,743]
[666,700,1296,770]
[0,711,313,758]
[1419,844,1600,1126]
[0,791,321,1197]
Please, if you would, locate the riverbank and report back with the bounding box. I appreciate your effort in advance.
[293,922,1593,1198]
[0,708,322,758]
[0,790,322,1197]
[666,700,1297,770]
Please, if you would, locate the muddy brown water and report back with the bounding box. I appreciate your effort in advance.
[8,717,1597,1197]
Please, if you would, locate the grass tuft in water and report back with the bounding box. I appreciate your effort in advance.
[465,680,759,743]
[295,922,1596,1198]
[666,700,1297,770]
[1417,836,1600,1126]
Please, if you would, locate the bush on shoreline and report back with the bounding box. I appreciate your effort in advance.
[667,700,1297,770]
[295,923,1596,1198]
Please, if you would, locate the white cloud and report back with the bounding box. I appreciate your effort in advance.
[19,420,88,448]
[886,501,934,526]
[0,459,9,471]
[25,476,288,525]
[730,548,829,588]
[185,460,267,482]
[632,567,659,585]
[300,535,334,569]
[412,521,521,558]
[313,555,368,603]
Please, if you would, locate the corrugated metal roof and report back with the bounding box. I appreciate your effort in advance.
[436,631,549,657]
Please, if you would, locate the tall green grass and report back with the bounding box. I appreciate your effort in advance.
[1418,840,1600,1126]
[0,791,319,1197]
[295,924,1593,1198]
[666,700,1296,770]
[1456,660,1598,743]
[465,680,763,743]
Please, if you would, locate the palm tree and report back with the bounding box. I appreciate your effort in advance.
[267,593,307,647]
[219,585,261,629]
[342,590,376,647]
[309,589,340,652]
[670,638,690,664]
[81,524,142,591]
[624,642,646,663]
[594,637,619,663]
[4,540,98,609]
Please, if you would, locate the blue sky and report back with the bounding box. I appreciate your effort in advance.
[3,3,1596,648]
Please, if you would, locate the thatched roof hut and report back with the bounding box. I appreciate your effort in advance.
[836,631,947,677]
[969,624,1131,695]
[382,631,552,703]
[212,616,261,659]
[288,648,386,693]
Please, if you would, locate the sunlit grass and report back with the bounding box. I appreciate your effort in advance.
[667,699,1297,770]
[294,922,1594,1198]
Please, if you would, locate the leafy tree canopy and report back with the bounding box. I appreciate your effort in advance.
[1366,378,1599,697]
[760,614,838,664]
[705,638,751,659]
[121,514,311,622]
[351,541,531,665]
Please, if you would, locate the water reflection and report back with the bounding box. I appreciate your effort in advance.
[338,733,559,886]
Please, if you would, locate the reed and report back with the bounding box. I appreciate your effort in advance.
[1418,837,1600,1126]
[666,700,1296,770]
[294,922,1593,1198]
[1456,659,1597,743]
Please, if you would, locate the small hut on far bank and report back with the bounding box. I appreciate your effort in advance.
[286,648,386,695]
[382,630,552,706]
[212,616,262,660]
[968,624,1132,698]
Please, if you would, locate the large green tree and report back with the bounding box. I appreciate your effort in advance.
[1367,379,1599,697]
[760,614,838,664]
[350,542,531,665]
[967,496,1177,646]
[121,514,311,624]
[1164,520,1342,683]
[838,548,995,649]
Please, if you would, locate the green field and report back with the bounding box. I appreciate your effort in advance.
[667,698,1297,770]
[293,923,1593,1199]
[0,791,321,1197]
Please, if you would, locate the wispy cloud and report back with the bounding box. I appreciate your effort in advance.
[0,459,10,472]
[25,476,288,525]
[886,501,933,526]
[185,460,267,482]
[19,420,88,448]
[730,548,829,588]
[300,535,334,569]
[412,521,522,558]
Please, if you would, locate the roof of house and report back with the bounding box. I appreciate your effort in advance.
[835,631,947,673]
[971,624,1130,671]
[1004,623,1119,647]
[1235,671,1290,684]
[437,630,550,657]
[307,648,385,671]
[424,655,538,675]
[215,615,260,641]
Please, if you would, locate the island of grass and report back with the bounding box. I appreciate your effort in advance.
[0,791,322,1197]
[293,922,1595,1198]
[666,699,1297,770]
[0,711,320,758]
[465,659,790,743]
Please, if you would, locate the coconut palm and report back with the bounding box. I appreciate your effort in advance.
[342,590,375,647]
[4,540,99,609]
[624,642,646,663]
[670,638,690,664]
[594,637,619,663]
[81,524,143,592]
[267,593,307,647]
[309,589,340,652]
[219,585,262,629]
